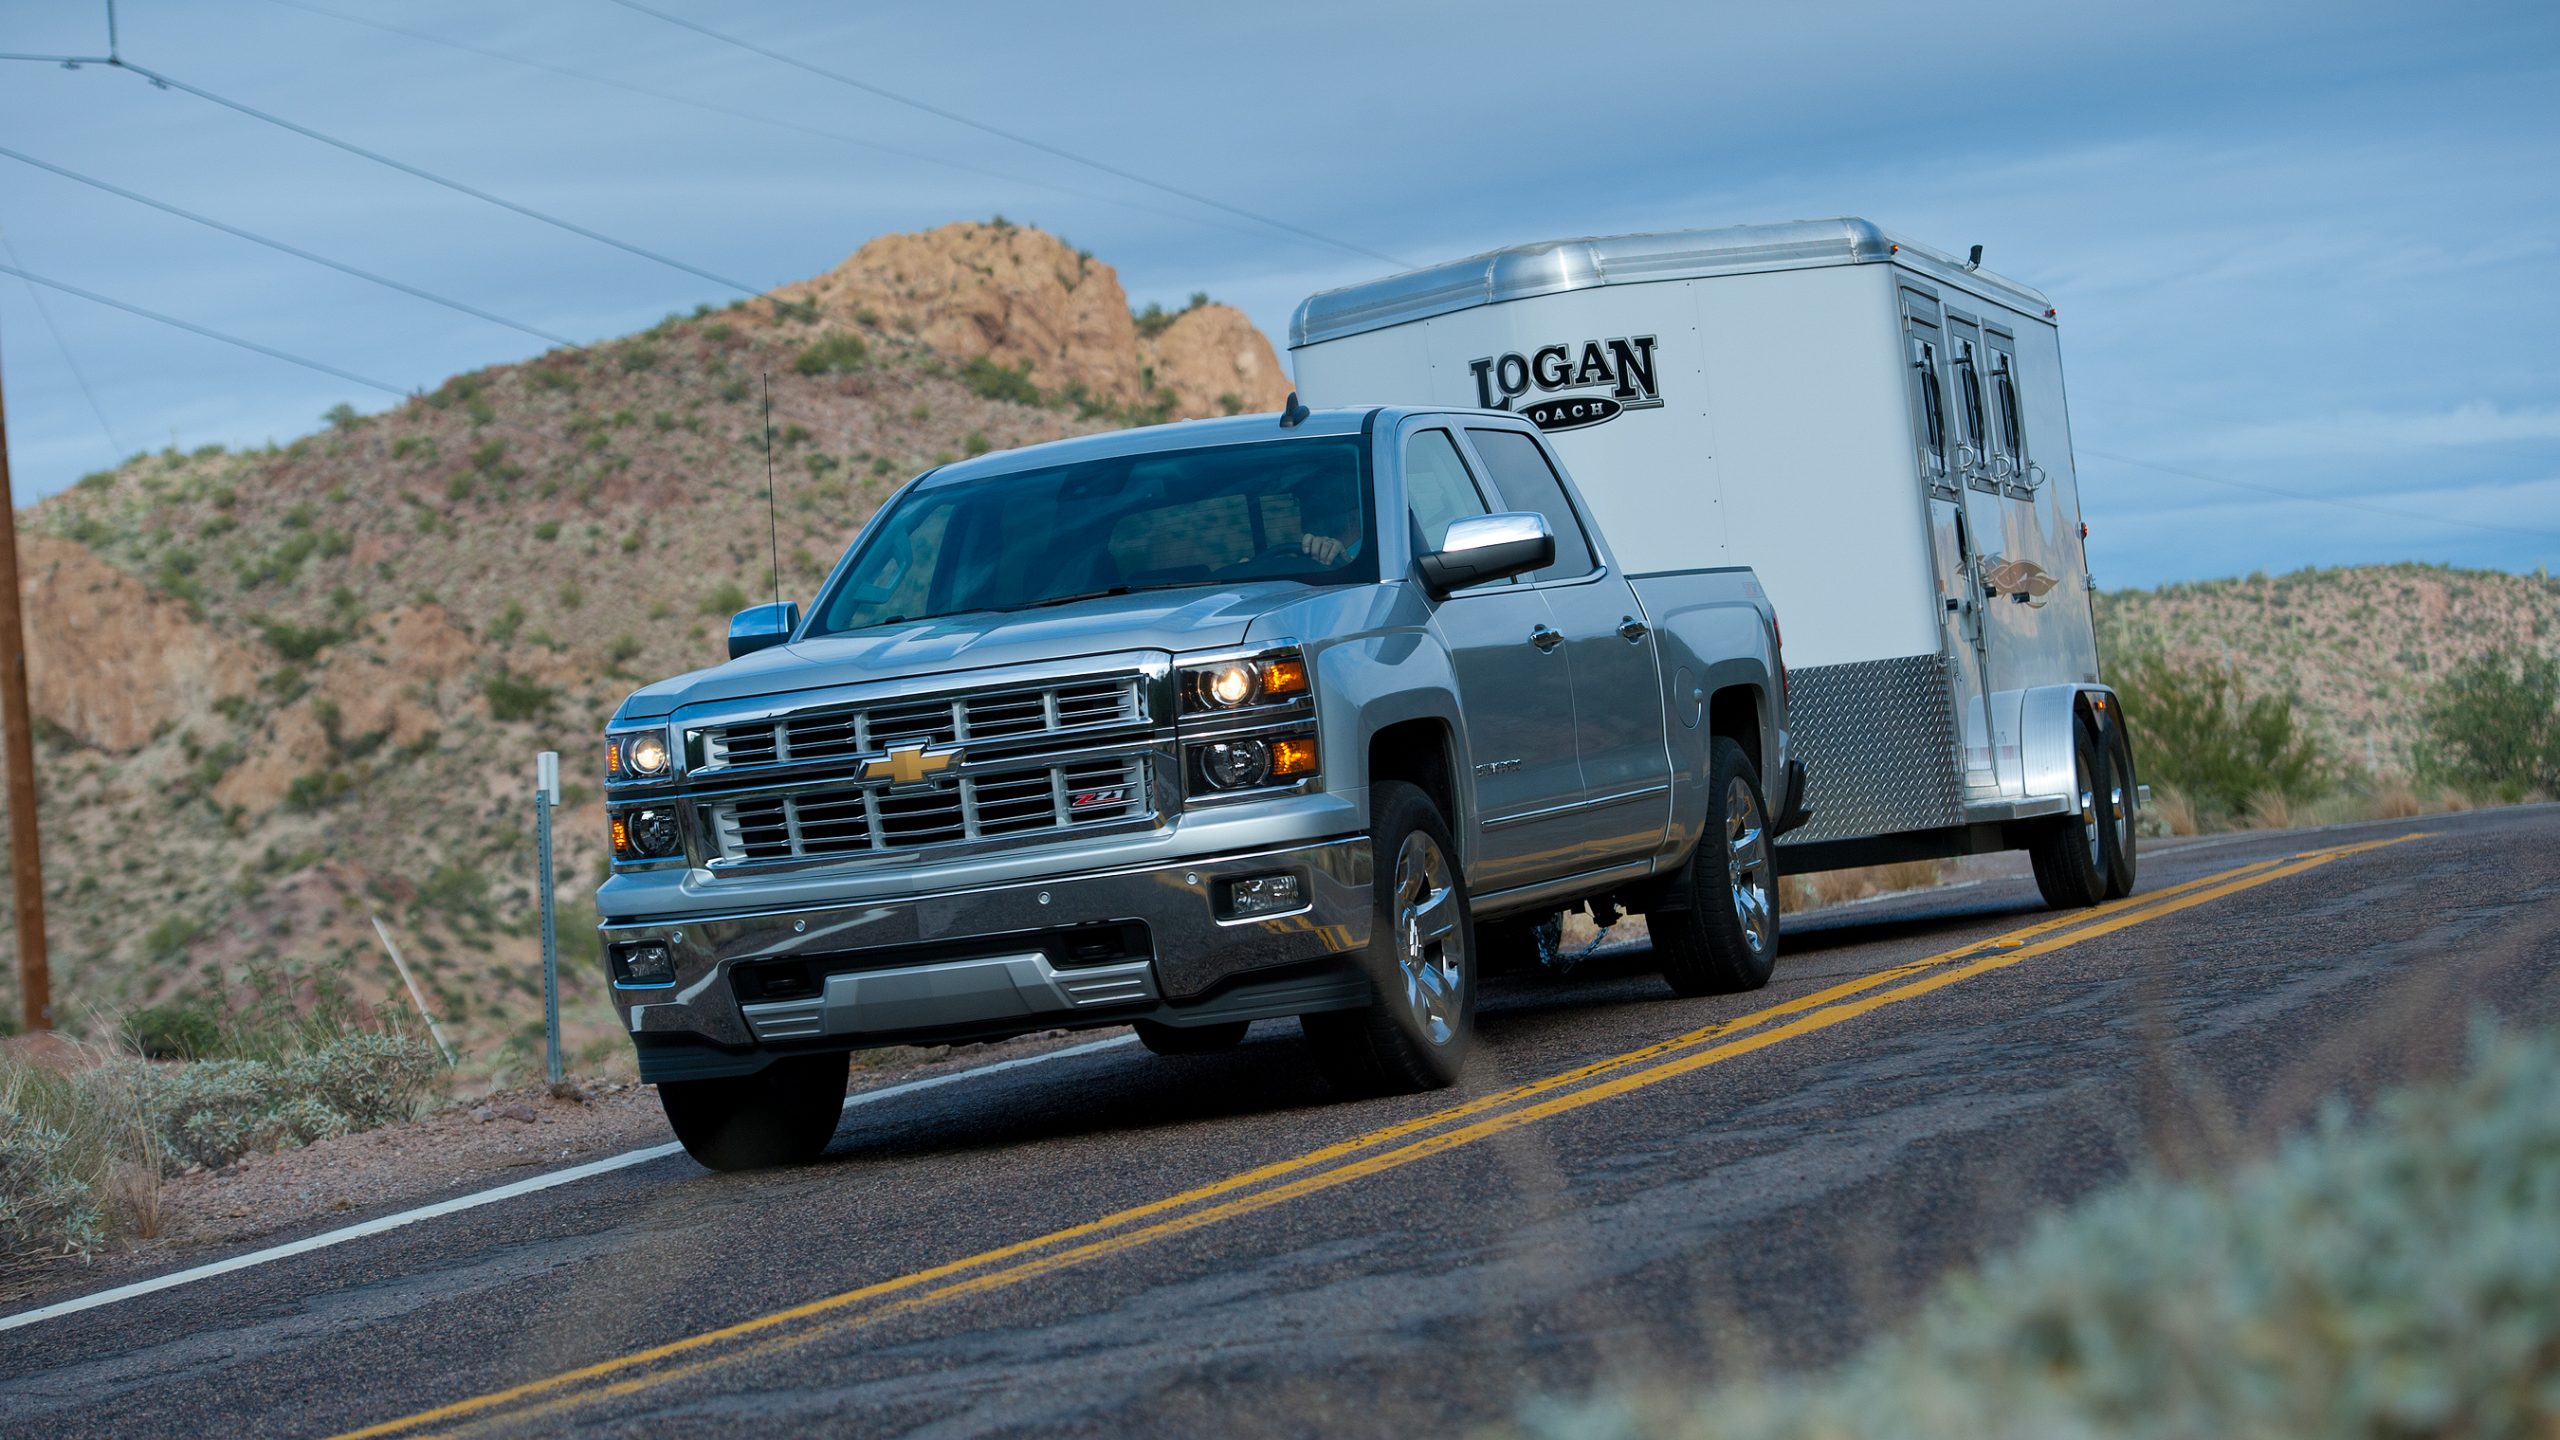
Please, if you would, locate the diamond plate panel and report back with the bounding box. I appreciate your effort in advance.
[1778,654,1966,847]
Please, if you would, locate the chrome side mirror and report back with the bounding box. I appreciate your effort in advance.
[727,601,801,659]
[1418,512,1555,597]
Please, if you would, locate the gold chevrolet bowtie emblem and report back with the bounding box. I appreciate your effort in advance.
[864,742,956,786]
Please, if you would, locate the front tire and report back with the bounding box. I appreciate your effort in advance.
[1651,736,1781,997]
[658,1051,849,1172]
[1301,780,1475,1095]
[2029,712,2112,910]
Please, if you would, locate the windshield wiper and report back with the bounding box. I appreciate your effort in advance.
[993,583,1206,614]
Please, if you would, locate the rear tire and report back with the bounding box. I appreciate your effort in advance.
[2100,709,2138,900]
[1651,736,1781,997]
[1302,780,1475,1096]
[1134,1020,1249,1056]
[658,1051,849,1172]
[2029,712,2111,910]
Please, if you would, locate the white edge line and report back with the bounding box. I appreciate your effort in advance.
[0,1033,1140,1334]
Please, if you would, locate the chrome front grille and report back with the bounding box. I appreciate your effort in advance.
[691,669,1160,865]
[710,756,1150,862]
[706,676,1140,770]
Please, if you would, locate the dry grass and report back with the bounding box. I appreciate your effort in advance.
[2151,784,2201,836]
[1781,861,1953,914]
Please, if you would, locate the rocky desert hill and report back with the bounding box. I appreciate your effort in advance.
[2095,563,2560,773]
[0,219,1289,1076]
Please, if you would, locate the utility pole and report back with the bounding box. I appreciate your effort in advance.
[0,343,52,1031]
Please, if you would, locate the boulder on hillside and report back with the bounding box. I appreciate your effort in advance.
[780,221,1146,405]
[18,534,256,753]
[774,220,1294,421]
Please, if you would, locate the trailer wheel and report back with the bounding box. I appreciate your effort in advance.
[658,1050,849,1172]
[1652,736,1781,997]
[1135,1020,1249,1055]
[1476,910,1564,976]
[2100,713,2138,900]
[2029,713,2111,909]
[1301,781,1475,1095]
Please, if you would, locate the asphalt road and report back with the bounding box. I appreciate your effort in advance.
[6,806,2556,1438]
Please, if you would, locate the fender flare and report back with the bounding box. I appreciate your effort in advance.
[2018,682,2118,806]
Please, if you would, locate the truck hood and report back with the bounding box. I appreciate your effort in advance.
[614,581,1320,720]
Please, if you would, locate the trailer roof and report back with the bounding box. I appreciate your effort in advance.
[1289,217,2055,349]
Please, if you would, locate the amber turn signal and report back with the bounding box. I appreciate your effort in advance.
[1270,736,1318,778]
[1259,658,1310,699]
[610,817,631,855]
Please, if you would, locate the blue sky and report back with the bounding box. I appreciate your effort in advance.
[1,0,2554,587]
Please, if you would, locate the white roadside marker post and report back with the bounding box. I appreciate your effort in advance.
[370,914,457,1066]
[537,750,563,1087]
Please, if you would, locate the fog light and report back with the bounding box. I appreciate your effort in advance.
[1221,872,1304,919]
[627,806,681,857]
[1196,738,1271,790]
[611,941,676,987]
[1270,736,1317,778]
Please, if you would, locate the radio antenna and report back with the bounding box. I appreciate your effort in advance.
[760,370,782,611]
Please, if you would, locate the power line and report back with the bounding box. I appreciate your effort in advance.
[0,226,126,455]
[72,55,767,300]
[0,145,586,352]
[0,261,407,396]
[256,0,1285,251]
[599,0,1416,271]
[2080,447,2560,545]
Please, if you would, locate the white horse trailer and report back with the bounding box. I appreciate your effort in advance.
[1290,218,2138,907]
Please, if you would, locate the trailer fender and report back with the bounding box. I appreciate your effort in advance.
[2018,683,2117,808]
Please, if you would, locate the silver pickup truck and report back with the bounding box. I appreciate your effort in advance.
[598,404,1801,1168]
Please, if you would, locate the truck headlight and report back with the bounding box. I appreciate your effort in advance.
[1180,648,1310,713]
[607,726,673,781]
[1197,739,1272,790]
[626,733,671,776]
[1186,734,1317,795]
[613,806,682,859]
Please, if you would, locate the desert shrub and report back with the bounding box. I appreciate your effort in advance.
[2114,652,2328,819]
[255,616,346,663]
[793,333,870,375]
[0,1107,105,1256]
[701,581,750,616]
[126,1004,222,1060]
[0,1056,160,1259]
[2420,647,2560,799]
[1131,291,1209,339]
[124,1030,437,1172]
[1526,1019,2560,1440]
[481,669,556,721]
[958,356,1045,407]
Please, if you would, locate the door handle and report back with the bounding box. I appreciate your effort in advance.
[1530,625,1565,653]
[1617,616,1650,643]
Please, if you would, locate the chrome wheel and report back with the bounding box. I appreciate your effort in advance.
[1392,831,1465,1047]
[1725,776,1774,956]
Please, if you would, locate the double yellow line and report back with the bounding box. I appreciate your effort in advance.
[346,832,2426,1438]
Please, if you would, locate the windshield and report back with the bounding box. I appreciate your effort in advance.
[807,435,1376,635]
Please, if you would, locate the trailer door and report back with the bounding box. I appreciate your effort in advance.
[1901,288,2001,793]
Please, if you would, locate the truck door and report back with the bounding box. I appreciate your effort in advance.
[1461,424,1670,871]
[1902,289,2001,793]
[1404,425,1586,891]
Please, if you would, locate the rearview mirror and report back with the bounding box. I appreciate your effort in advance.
[1417,512,1554,597]
[727,601,801,659]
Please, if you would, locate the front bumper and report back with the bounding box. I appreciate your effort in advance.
[603,834,1374,1079]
